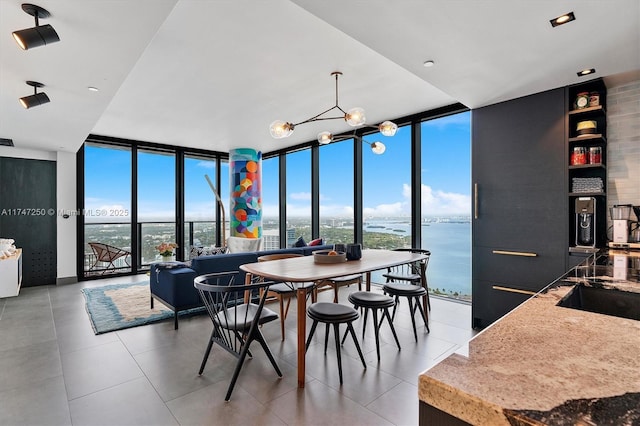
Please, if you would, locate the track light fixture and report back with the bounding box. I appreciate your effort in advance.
[270,71,398,153]
[12,3,60,50]
[20,81,50,109]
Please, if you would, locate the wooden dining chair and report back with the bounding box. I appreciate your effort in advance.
[257,253,316,340]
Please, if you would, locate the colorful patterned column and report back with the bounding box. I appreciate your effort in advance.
[229,148,262,238]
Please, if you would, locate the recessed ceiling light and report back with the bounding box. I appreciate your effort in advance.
[423,60,435,67]
[550,12,575,27]
[87,86,99,92]
[577,68,596,77]
[0,138,14,147]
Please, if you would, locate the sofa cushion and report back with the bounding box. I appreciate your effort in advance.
[293,236,306,247]
[308,238,324,246]
[190,252,259,285]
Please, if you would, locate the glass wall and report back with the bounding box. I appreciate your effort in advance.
[137,149,176,266]
[262,156,280,249]
[362,125,412,253]
[184,155,217,259]
[285,149,312,244]
[319,138,354,245]
[83,143,132,276]
[421,111,472,301]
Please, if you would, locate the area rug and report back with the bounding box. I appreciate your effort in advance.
[81,282,201,334]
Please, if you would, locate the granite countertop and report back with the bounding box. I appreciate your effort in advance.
[419,252,640,425]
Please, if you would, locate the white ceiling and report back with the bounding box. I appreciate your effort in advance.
[1,0,639,154]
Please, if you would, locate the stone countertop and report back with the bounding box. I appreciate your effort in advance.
[418,253,640,425]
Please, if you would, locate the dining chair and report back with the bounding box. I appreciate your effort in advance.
[194,271,282,401]
[257,253,316,340]
[382,248,431,341]
[315,274,362,303]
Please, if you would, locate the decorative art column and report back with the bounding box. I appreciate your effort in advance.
[229,148,262,238]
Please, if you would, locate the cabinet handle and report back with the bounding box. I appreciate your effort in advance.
[492,285,537,295]
[492,250,538,257]
[474,183,479,219]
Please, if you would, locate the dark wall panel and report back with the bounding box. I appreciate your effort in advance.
[0,157,57,286]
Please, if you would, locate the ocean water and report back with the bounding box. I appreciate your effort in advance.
[365,221,472,297]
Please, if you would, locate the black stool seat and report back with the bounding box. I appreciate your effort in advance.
[383,282,427,296]
[307,302,359,323]
[345,291,401,360]
[348,291,395,308]
[305,302,366,384]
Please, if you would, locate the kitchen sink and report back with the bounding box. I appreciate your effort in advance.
[557,284,640,321]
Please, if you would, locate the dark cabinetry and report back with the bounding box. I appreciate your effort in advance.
[567,78,607,252]
[471,88,567,329]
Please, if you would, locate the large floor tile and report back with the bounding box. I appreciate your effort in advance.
[69,377,178,426]
[61,340,144,400]
[366,381,420,426]
[0,340,63,393]
[166,380,286,426]
[266,379,394,426]
[0,375,71,426]
[134,337,230,402]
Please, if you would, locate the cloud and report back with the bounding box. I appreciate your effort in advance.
[421,184,471,215]
[290,192,311,201]
[195,161,215,169]
[421,112,470,129]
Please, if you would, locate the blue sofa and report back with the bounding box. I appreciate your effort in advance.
[149,244,332,329]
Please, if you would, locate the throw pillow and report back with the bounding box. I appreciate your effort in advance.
[308,238,324,246]
[293,236,307,247]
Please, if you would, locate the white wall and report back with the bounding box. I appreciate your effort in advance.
[56,151,77,282]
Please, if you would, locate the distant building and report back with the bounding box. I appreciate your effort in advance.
[261,227,297,249]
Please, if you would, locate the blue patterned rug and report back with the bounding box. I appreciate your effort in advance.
[81,282,202,334]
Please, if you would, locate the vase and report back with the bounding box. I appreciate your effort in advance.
[161,255,174,262]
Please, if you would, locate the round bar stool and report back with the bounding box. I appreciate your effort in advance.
[305,302,367,384]
[342,291,401,361]
[383,282,429,341]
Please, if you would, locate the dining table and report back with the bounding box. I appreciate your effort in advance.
[240,248,429,388]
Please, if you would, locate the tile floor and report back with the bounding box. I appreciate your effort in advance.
[0,276,475,426]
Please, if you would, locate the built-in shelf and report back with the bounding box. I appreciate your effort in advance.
[568,105,606,116]
[568,134,606,143]
[569,191,606,197]
[568,164,606,170]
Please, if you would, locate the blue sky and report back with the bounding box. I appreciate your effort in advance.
[84,111,470,221]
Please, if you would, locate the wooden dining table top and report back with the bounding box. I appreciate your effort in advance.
[240,248,427,282]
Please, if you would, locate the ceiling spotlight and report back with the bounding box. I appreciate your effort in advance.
[19,81,50,109]
[12,3,60,50]
[87,86,99,92]
[577,68,596,77]
[550,12,575,27]
[423,60,435,67]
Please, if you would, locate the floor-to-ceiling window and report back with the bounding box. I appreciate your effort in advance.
[319,138,355,245]
[184,154,217,258]
[137,149,176,267]
[83,143,132,276]
[362,125,413,250]
[421,111,471,301]
[286,149,312,244]
[262,155,280,249]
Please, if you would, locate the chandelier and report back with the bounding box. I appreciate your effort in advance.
[269,71,398,154]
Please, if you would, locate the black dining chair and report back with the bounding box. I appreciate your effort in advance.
[194,271,282,401]
[382,248,431,341]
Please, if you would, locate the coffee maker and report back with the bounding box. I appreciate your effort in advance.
[575,197,596,247]
[610,204,632,243]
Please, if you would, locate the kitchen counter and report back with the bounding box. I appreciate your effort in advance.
[419,252,640,425]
